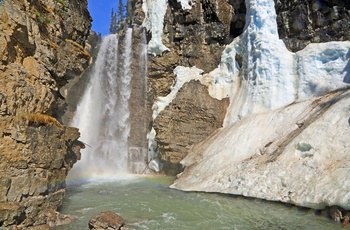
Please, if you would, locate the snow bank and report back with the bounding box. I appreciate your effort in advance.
[171,0,350,210]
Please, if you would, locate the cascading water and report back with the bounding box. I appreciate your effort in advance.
[69,28,133,178]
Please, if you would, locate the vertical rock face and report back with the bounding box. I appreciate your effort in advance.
[128,28,150,173]
[0,0,91,228]
[129,0,245,174]
[170,0,350,212]
[147,0,245,100]
[275,0,350,51]
[130,0,350,176]
[154,81,229,175]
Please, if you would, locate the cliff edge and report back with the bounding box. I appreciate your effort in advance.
[0,0,91,228]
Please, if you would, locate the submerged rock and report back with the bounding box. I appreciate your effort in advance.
[88,211,125,230]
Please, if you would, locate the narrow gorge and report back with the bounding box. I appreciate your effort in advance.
[0,0,349,228]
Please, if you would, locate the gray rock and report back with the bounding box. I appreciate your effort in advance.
[275,0,350,51]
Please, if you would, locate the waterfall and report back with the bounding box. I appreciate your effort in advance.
[69,28,133,178]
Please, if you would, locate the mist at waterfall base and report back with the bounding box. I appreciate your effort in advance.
[68,29,133,180]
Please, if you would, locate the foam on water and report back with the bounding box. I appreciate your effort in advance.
[55,177,340,230]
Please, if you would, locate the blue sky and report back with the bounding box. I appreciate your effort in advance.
[87,0,120,36]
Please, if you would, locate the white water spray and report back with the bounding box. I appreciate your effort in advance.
[70,29,133,179]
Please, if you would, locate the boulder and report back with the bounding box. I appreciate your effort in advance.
[88,211,125,230]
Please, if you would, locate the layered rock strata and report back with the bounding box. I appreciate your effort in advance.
[132,0,245,174]
[136,0,350,178]
[154,81,229,175]
[0,0,91,228]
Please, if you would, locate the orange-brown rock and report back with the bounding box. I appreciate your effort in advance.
[154,80,229,175]
[88,211,124,230]
[0,0,91,228]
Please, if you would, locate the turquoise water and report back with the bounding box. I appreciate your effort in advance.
[54,175,339,230]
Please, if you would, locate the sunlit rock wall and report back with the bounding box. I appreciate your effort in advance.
[171,0,350,211]
[135,0,350,180]
[0,0,91,228]
[134,0,246,174]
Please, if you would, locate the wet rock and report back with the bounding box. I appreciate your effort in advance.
[88,211,125,230]
[327,206,348,222]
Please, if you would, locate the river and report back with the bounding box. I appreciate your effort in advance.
[53,175,339,230]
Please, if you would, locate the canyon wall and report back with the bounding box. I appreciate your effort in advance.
[134,0,350,176]
[0,0,91,228]
[130,0,246,174]
[275,0,350,52]
[132,0,350,213]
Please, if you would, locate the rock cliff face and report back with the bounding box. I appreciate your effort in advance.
[130,0,245,174]
[274,0,350,52]
[154,80,229,174]
[132,0,350,212]
[0,0,91,228]
[135,0,350,176]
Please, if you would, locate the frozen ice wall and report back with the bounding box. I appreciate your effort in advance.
[215,0,350,125]
[152,0,349,126]
[171,0,350,209]
[142,0,169,55]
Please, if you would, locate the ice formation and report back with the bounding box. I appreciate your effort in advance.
[142,0,169,55]
[221,0,350,125]
[176,0,193,10]
[171,91,350,209]
[147,127,163,172]
[296,42,350,101]
[171,0,350,209]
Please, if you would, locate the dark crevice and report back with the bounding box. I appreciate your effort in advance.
[228,0,246,41]
[201,0,219,23]
[15,211,26,225]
